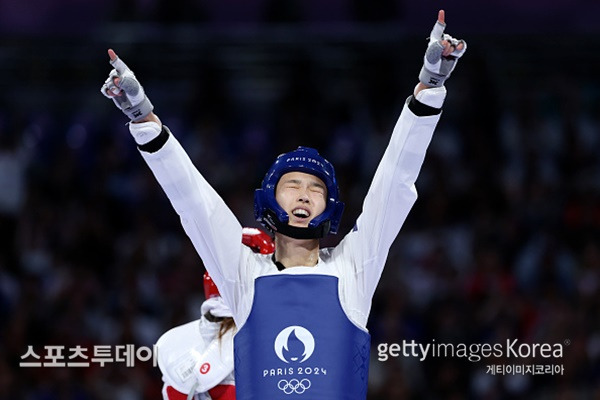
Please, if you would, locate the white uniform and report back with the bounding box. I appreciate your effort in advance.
[141,98,442,331]
[156,302,235,399]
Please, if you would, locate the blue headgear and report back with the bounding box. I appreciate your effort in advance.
[254,147,344,239]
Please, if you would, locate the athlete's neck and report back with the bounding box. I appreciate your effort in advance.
[274,233,320,268]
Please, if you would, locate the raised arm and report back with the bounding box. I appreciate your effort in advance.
[100,49,246,317]
[337,10,467,303]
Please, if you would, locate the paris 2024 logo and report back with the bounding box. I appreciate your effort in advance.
[274,326,315,363]
[263,325,328,395]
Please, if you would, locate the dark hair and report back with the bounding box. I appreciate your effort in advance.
[218,317,236,341]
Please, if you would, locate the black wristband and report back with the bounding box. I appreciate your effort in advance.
[138,125,170,153]
[407,95,442,117]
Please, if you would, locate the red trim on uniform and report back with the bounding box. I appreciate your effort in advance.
[242,230,275,254]
[208,384,236,400]
[165,386,188,400]
[203,272,220,299]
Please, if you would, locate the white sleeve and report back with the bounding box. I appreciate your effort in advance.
[334,98,442,317]
[192,328,235,393]
[139,131,251,321]
[156,322,205,396]
[155,320,235,397]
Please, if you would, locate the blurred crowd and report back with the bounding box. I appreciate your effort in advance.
[2,0,600,35]
[1,3,600,399]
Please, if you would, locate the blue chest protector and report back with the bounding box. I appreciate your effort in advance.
[234,274,371,399]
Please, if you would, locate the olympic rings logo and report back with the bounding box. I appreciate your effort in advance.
[277,378,311,394]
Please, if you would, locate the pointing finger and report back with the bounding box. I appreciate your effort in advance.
[107,48,130,74]
[430,11,446,41]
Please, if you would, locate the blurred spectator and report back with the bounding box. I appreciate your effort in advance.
[0,113,29,276]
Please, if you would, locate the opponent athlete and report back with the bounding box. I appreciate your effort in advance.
[156,228,274,400]
[102,10,465,399]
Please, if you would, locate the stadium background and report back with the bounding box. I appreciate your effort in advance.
[0,0,599,398]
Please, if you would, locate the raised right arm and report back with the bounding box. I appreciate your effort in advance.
[101,49,249,319]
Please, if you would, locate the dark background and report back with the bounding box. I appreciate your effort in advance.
[1,0,599,398]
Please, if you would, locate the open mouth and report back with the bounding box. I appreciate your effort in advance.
[291,208,310,220]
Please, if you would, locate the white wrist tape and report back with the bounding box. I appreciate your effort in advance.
[128,120,162,145]
[414,84,447,109]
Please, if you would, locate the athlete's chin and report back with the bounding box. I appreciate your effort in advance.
[288,220,310,228]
